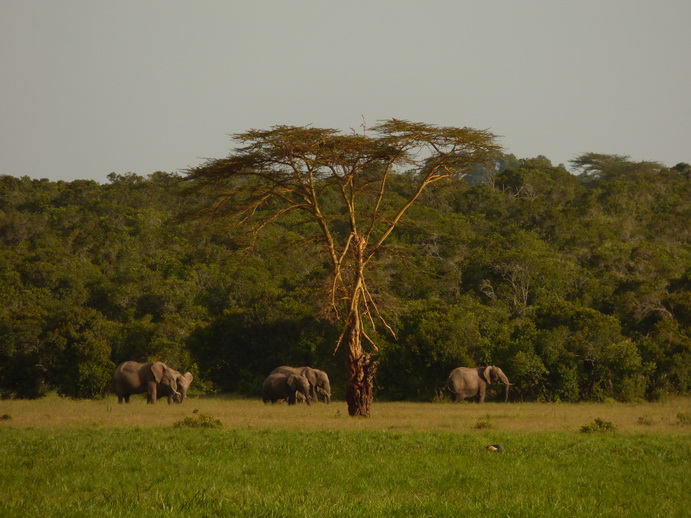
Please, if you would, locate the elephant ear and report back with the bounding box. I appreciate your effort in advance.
[483,366,493,384]
[301,367,316,384]
[150,362,165,383]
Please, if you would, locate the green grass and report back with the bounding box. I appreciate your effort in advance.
[1,397,690,516]
[1,427,688,517]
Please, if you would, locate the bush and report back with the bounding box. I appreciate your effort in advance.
[580,418,617,433]
[47,308,115,399]
[677,412,691,426]
[174,411,222,429]
[473,418,493,430]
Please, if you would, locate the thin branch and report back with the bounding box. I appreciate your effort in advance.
[362,279,396,339]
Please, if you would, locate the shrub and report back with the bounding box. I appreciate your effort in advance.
[677,412,691,426]
[473,418,493,430]
[174,411,222,429]
[580,418,616,433]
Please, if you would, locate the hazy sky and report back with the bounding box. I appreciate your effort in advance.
[2,1,690,182]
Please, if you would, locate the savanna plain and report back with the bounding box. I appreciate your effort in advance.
[1,395,689,517]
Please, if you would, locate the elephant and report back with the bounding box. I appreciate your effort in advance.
[447,366,511,403]
[157,370,194,404]
[114,361,180,404]
[270,366,332,403]
[262,372,312,405]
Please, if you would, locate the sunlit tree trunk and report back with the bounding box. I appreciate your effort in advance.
[346,342,378,417]
[342,234,379,416]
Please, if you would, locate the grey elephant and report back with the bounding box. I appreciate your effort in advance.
[157,370,194,404]
[447,366,511,403]
[114,361,180,404]
[262,372,312,405]
[271,366,332,403]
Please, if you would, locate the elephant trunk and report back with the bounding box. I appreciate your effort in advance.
[316,386,332,404]
[496,371,511,403]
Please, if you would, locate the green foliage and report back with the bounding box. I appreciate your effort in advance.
[0,150,690,402]
[174,411,223,428]
[46,307,115,399]
[472,418,493,429]
[580,417,617,433]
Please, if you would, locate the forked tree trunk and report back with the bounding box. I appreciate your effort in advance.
[342,233,379,416]
[343,296,378,416]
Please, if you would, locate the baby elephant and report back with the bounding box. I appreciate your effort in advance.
[262,373,312,405]
[157,370,194,404]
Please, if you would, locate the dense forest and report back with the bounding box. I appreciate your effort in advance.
[1,153,689,403]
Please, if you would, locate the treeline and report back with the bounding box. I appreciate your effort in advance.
[1,155,689,402]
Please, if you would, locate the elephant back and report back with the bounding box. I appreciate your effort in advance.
[270,365,303,376]
[115,360,143,376]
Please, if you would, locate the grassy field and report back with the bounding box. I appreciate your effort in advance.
[1,395,690,517]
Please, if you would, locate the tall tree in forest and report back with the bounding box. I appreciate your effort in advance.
[185,120,500,416]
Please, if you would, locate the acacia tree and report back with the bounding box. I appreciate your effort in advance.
[186,119,499,416]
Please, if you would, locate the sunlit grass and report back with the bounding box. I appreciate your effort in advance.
[1,425,689,517]
[1,393,690,433]
[1,396,689,516]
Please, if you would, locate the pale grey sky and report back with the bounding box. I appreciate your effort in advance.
[1,1,689,182]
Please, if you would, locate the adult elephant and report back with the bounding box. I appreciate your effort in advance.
[262,372,312,405]
[271,366,332,403]
[114,361,180,404]
[447,366,511,403]
[157,370,194,404]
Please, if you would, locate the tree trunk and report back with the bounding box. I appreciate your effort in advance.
[346,349,378,417]
[344,321,378,417]
[343,233,379,417]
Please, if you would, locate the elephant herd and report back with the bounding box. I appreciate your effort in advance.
[260,365,510,405]
[114,361,510,405]
[262,366,332,405]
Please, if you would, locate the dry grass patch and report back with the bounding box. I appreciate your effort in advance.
[1,394,690,434]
